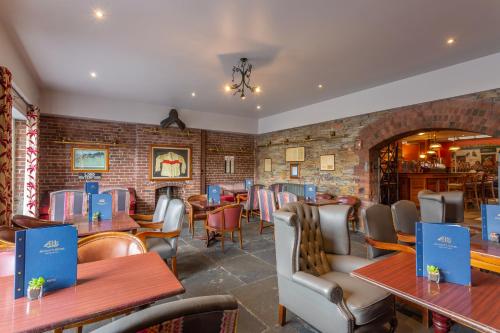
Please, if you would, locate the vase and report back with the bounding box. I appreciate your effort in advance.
[27,286,43,300]
[428,271,440,284]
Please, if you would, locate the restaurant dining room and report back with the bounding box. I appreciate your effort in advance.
[1,1,500,333]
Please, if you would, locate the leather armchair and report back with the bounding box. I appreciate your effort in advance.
[390,200,418,245]
[91,295,238,333]
[0,225,20,246]
[136,199,185,277]
[11,215,67,229]
[274,202,397,333]
[418,190,464,223]
[187,194,207,237]
[131,195,170,229]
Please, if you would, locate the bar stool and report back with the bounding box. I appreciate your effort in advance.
[447,174,465,192]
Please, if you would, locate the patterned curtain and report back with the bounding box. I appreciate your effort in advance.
[23,106,40,217]
[0,66,13,226]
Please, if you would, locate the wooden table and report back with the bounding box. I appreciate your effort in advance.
[67,212,140,237]
[189,200,233,211]
[471,234,500,259]
[302,198,339,206]
[0,252,184,333]
[351,253,500,333]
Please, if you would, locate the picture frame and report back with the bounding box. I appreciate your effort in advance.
[225,156,235,174]
[264,158,272,172]
[320,154,335,171]
[285,147,305,162]
[149,144,192,181]
[71,146,109,172]
[290,162,300,179]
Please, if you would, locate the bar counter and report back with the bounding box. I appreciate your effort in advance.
[399,172,463,205]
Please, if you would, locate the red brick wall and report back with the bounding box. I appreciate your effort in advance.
[39,116,255,213]
[13,120,26,214]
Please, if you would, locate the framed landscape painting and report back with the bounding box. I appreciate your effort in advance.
[71,147,109,172]
[150,145,192,181]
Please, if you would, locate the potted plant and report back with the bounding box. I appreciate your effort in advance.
[427,265,440,283]
[27,276,45,300]
[92,211,101,222]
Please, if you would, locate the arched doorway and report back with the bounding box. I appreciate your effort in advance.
[354,95,500,202]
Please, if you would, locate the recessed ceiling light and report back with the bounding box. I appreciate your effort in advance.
[224,84,231,92]
[191,92,196,97]
[256,105,261,110]
[418,132,425,136]
[255,86,261,93]
[446,38,455,45]
[90,72,97,78]
[93,9,105,19]
[317,84,323,88]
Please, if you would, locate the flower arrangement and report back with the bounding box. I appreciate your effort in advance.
[426,265,440,283]
[27,276,45,300]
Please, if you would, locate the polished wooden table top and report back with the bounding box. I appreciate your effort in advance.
[471,234,500,259]
[190,200,233,211]
[67,212,140,237]
[351,253,500,333]
[0,252,184,333]
[301,198,339,206]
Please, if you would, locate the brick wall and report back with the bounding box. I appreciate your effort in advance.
[256,88,500,201]
[13,120,26,214]
[39,116,256,213]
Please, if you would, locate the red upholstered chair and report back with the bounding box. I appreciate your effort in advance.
[239,184,264,222]
[205,204,243,252]
[49,190,86,221]
[316,192,333,200]
[336,195,361,231]
[277,191,298,209]
[0,246,15,277]
[187,194,208,237]
[257,189,277,234]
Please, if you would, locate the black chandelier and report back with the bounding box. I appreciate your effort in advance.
[225,58,261,100]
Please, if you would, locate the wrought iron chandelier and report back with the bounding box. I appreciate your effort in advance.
[225,58,261,99]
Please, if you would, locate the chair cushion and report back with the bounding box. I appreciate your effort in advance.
[321,271,393,325]
[146,238,175,259]
[220,194,234,202]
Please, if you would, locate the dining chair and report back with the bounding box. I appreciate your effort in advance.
[101,188,131,215]
[91,295,239,333]
[77,232,147,264]
[0,246,15,277]
[0,225,19,246]
[336,195,361,232]
[187,194,208,237]
[136,199,185,277]
[418,190,464,223]
[276,191,298,209]
[257,189,276,234]
[49,190,85,220]
[240,184,264,222]
[131,194,170,229]
[390,200,419,244]
[205,204,243,252]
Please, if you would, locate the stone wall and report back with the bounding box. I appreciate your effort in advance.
[39,115,255,213]
[256,89,500,200]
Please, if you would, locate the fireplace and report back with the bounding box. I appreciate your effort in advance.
[154,183,184,203]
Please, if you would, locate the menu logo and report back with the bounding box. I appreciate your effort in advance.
[437,236,452,245]
[98,199,106,205]
[44,240,60,248]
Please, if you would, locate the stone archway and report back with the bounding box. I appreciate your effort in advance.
[354,94,500,202]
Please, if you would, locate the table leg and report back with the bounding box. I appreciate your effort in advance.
[432,312,451,333]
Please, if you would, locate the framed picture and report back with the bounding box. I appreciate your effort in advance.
[285,147,305,162]
[71,147,109,172]
[290,163,300,179]
[320,154,335,171]
[225,156,235,174]
[264,158,272,172]
[150,145,192,181]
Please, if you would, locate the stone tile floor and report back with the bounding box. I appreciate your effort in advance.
[81,214,480,333]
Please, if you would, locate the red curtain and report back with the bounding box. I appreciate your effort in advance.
[0,66,13,225]
[23,105,40,217]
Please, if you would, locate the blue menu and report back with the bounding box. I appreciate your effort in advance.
[304,184,317,201]
[88,193,112,221]
[481,204,500,241]
[244,179,254,190]
[208,185,221,204]
[416,222,470,286]
[14,225,77,299]
[84,182,99,194]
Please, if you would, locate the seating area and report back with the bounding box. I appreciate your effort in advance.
[1,2,500,333]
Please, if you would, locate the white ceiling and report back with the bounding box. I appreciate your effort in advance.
[1,0,500,119]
